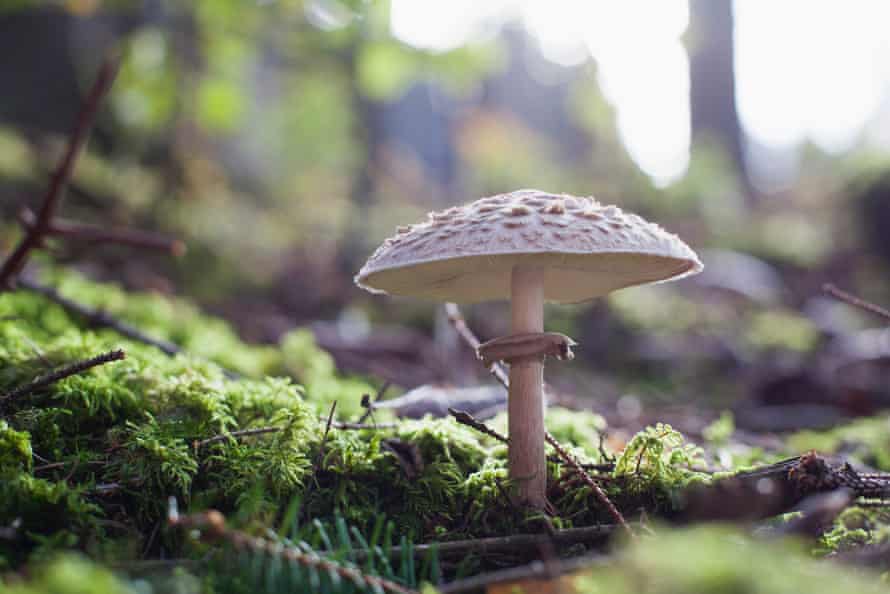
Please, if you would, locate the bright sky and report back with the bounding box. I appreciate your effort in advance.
[389,0,890,188]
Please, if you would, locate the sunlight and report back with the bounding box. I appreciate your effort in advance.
[735,0,890,152]
[389,0,890,185]
[390,0,691,186]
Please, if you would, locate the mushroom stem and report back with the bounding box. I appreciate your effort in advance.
[508,264,547,508]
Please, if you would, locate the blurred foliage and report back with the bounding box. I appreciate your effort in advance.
[572,525,890,594]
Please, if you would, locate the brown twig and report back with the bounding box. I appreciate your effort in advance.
[331,420,397,430]
[444,302,509,389]
[448,407,508,443]
[18,277,181,356]
[544,431,632,538]
[823,283,890,322]
[194,426,283,450]
[437,552,605,594]
[357,380,391,423]
[168,508,416,594]
[356,524,616,562]
[304,402,337,498]
[449,405,614,473]
[0,54,120,288]
[1,348,125,401]
[194,415,394,450]
[18,209,186,256]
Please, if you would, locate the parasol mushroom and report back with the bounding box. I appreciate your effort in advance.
[355,189,702,508]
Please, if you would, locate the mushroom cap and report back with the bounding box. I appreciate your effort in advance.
[355,189,703,304]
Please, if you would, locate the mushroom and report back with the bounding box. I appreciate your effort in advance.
[355,189,702,508]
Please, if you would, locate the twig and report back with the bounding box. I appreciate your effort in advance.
[0,54,119,288]
[448,407,508,443]
[168,508,416,594]
[356,524,616,562]
[1,348,125,401]
[449,408,614,472]
[823,283,890,322]
[194,426,283,450]
[194,415,394,450]
[357,380,391,424]
[444,302,509,389]
[304,402,337,498]
[437,552,605,594]
[331,420,397,430]
[18,209,186,256]
[544,431,632,538]
[18,277,181,356]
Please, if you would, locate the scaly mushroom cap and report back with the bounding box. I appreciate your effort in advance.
[356,189,703,304]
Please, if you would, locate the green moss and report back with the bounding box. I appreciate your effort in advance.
[1,554,135,594]
[0,268,728,579]
[0,421,32,472]
[572,525,890,594]
[788,416,890,471]
[817,506,890,554]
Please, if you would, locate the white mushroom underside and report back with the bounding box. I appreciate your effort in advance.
[357,250,698,304]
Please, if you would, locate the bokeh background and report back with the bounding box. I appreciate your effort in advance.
[4,0,890,433]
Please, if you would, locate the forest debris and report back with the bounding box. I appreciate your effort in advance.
[168,507,418,594]
[193,426,284,450]
[771,488,853,538]
[545,430,633,538]
[19,277,181,357]
[823,283,890,322]
[677,453,890,522]
[373,384,506,419]
[18,208,186,256]
[0,54,119,289]
[0,348,125,401]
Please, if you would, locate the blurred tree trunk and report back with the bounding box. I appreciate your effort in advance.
[688,0,753,199]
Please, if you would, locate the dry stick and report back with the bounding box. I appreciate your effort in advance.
[331,420,397,430]
[437,552,606,594]
[447,407,613,473]
[357,380,391,424]
[18,209,186,256]
[356,524,616,561]
[0,54,120,288]
[194,417,394,450]
[18,277,181,356]
[823,283,890,322]
[448,407,508,443]
[444,302,509,388]
[443,302,632,535]
[194,426,283,450]
[1,348,125,401]
[544,431,632,537]
[303,402,337,500]
[169,509,417,594]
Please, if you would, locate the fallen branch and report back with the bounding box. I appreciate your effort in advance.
[444,302,509,388]
[194,426,283,450]
[18,208,186,256]
[823,283,890,322]
[357,524,616,562]
[168,507,416,594]
[447,408,614,474]
[1,348,125,401]
[18,277,181,356]
[544,430,632,538]
[437,552,605,594]
[0,54,119,288]
[448,407,508,443]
